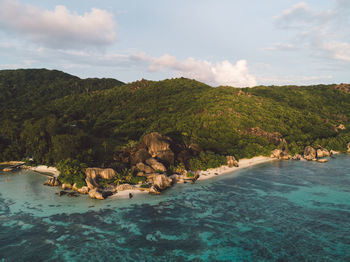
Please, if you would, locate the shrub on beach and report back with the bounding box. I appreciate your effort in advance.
[57,158,87,188]
[189,151,226,171]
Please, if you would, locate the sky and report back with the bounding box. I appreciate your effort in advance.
[0,0,349,87]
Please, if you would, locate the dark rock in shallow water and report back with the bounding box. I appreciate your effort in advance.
[149,185,161,195]
[102,191,113,199]
[129,193,133,199]
[88,189,105,200]
[67,192,79,197]
[57,191,67,197]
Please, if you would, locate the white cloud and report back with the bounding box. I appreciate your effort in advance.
[263,43,297,51]
[148,54,257,87]
[0,0,117,49]
[274,2,334,29]
[0,39,257,86]
[269,1,350,64]
[321,42,350,62]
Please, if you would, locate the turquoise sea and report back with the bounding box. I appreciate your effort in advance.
[1,155,350,261]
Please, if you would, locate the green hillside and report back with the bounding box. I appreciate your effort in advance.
[1,69,349,168]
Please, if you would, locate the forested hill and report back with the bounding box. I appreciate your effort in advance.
[0,69,124,114]
[1,69,349,168]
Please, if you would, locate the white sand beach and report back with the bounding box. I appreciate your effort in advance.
[111,189,148,198]
[28,165,60,177]
[197,156,276,181]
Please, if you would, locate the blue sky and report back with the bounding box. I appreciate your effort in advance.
[0,0,349,86]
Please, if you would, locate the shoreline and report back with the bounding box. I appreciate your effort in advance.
[197,156,277,181]
[24,165,60,177]
[111,189,148,198]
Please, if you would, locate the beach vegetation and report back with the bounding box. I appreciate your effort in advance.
[57,158,87,188]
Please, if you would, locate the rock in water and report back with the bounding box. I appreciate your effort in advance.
[304,146,316,161]
[347,142,350,153]
[292,154,303,160]
[226,156,239,167]
[280,152,291,160]
[149,185,161,195]
[318,159,328,163]
[330,150,340,155]
[67,192,79,197]
[88,189,105,200]
[316,147,330,158]
[58,191,67,196]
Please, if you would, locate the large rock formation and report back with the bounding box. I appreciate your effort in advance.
[143,132,175,165]
[226,156,239,167]
[145,158,166,172]
[304,146,316,161]
[85,168,117,189]
[147,174,172,191]
[169,174,185,184]
[280,152,291,160]
[270,149,290,160]
[130,148,151,166]
[136,162,154,174]
[292,154,303,160]
[271,149,283,159]
[316,147,330,158]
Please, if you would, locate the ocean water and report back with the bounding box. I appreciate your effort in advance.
[1,155,350,261]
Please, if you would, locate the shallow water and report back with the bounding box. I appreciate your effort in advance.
[1,155,350,261]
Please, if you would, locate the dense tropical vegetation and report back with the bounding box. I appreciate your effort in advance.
[1,69,350,172]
